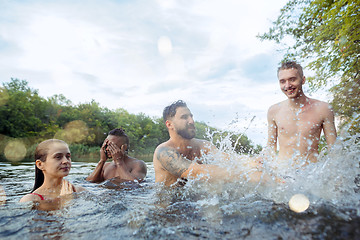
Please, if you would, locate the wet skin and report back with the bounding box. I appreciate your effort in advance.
[267,68,337,166]
[19,142,82,204]
[153,106,267,186]
[86,135,147,183]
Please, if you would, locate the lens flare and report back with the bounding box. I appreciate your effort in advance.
[4,139,27,162]
[289,194,310,213]
[157,36,172,56]
[54,120,89,143]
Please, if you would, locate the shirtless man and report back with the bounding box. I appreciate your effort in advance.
[86,128,147,183]
[267,61,337,166]
[153,100,264,186]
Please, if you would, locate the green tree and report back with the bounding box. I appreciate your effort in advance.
[195,121,217,140]
[258,0,360,133]
[0,79,48,137]
[0,78,262,161]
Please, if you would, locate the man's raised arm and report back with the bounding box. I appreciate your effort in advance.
[322,103,337,146]
[86,142,108,183]
[86,160,106,183]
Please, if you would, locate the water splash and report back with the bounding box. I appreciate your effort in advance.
[179,121,360,220]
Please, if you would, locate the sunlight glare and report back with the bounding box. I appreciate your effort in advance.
[4,139,27,162]
[54,120,89,143]
[158,36,172,56]
[289,194,310,213]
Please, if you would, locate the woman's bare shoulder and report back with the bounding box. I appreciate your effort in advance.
[19,193,40,203]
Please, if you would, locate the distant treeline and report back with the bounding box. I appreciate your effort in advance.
[0,78,262,162]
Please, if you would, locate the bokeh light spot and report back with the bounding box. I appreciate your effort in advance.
[289,193,310,213]
[157,36,172,56]
[4,139,27,162]
[54,120,89,143]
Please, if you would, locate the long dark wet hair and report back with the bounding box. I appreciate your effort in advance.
[32,139,68,192]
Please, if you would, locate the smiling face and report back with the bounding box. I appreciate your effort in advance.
[278,68,305,99]
[169,106,196,139]
[37,142,71,178]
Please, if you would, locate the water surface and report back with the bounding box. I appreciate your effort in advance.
[1,150,359,240]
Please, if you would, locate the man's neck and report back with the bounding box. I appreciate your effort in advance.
[288,95,309,110]
[112,155,127,164]
[169,135,194,151]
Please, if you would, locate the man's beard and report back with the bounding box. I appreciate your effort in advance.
[177,126,196,139]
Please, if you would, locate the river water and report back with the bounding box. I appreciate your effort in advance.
[0,135,360,239]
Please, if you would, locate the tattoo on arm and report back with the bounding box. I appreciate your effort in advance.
[156,147,192,177]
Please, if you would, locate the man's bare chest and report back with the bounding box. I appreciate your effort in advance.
[180,148,202,161]
[103,163,133,178]
[275,110,324,136]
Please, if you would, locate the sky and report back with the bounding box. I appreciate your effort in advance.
[0,0,330,146]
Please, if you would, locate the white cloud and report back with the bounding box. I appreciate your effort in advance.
[0,0,293,146]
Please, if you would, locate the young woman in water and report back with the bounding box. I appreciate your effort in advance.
[19,139,84,203]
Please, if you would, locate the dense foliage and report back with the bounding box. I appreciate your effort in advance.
[259,0,360,133]
[0,79,261,162]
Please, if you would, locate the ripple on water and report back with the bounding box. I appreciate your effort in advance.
[0,133,359,239]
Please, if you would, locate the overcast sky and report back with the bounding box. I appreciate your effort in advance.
[0,0,331,146]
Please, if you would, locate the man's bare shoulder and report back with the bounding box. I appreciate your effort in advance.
[155,138,204,151]
[310,98,331,108]
[128,156,144,163]
[103,162,112,167]
[128,156,147,168]
[102,161,113,170]
[268,101,286,115]
[154,141,171,156]
[192,138,211,147]
[155,140,171,149]
[154,142,177,156]
[309,98,333,113]
[153,144,192,178]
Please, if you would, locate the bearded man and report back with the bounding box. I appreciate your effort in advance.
[153,100,264,186]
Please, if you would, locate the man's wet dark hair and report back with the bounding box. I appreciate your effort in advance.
[108,128,129,146]
[163,100,187,122]
[277,61,304,78]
